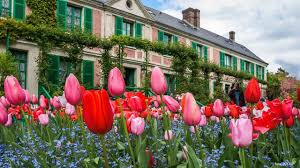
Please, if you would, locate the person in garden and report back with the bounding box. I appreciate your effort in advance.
[228,82,246,106]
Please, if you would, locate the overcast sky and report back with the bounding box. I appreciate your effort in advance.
[142,0,300,78]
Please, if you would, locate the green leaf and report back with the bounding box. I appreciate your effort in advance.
[117,141,125,151]
[94,157,100,164]
[185,144,201,168]
[137,138,148,168]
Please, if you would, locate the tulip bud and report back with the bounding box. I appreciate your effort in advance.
[150,67,167,95]
[38,114,49,126]
[0,107,8,125]
[23,90,31,104]
[164,130,173,141]
[0,96,10,108]
[199,115,207,126]
[182,93,201,126]
[65,103,75,115]
[31,94,38,104]
[213,99,224,117]
[64,74,82,105]
[108,67,125,97]
[230,118,253,147]
[51,96,61,109]
[163,95,180,112]
[284,116,294,128]
[244,78,261,103]
[5,114,12,127]
[282,98,293,119]
[292,107,299,116]
[4,76,26,105]
[39,95,48,109]
[130,117,145,135]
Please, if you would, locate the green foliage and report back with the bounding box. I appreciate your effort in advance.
[0,52,19,95]
[266,72,281,100]
[26,0,57,26]
[0,18,267,100]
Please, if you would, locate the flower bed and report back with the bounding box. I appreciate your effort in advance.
[0,67,299,168]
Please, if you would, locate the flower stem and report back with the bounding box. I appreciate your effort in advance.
[117,98,137,168]
[100,134,109,168]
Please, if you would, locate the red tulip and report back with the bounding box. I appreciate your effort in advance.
[182,93,201,126]
[282,97,293,119]
[213,99,224,117]
[244,78,261,103]
[64,74,82,105]
[108,67,125,97]
[228,104,240,118]
[229,118,253,147]
[4,76,26,105]
[162,95,180,112]
[146,149,155,167]
[204,104,213,117]
[150,67,167,95]
[284,116,294,128]
[82,89,114,134]
[128,96,145,112]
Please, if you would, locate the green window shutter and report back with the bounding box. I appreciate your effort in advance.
[191,41,197,50]
[232,56,237,70]
[84,8,93,33]
[115,15,123,35]
[82,60,94,89]
[158,30,164,42]
[173,35,178,43]
[135,22,142,38]
[262,67,265,80]
[57,0,67,29]
[240,59,245,72]
[251,63,255,75]
[0,0,2,16]
[204,46,208,62]
[256,64,260,79]
[14,0,25,20]
[48,55,60,85]
[220,51,225,67]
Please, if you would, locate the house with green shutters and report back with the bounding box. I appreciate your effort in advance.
[0,0,268,96]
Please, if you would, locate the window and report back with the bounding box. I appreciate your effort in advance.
[1,0,10,17]
[10,49,27,89]
[122,20,134,36]
[124,67,135,87]
[245,61,251,73]
[256,65,265,80]
[165,74,176,95]
[67,5,82,31]
[224,54,232,68]
[59,57,73,84]
[126,0,132,9]
[163,33,172,44]
[224,84,231,94]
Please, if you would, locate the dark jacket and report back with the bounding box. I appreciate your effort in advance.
[228,89,246,106]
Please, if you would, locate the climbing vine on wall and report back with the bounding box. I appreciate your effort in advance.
[26,0,57,26]
[0,18,266,101]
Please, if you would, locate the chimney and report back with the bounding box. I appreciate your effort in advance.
[182,8,200,28]
[229,31,235,41]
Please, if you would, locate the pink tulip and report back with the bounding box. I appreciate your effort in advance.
[210,116,220,122]
[153,100,160,108]
[65,103,75,115]
[282,98,293,119]
[31,94,38,104]
[182,93,201,126]
[292,107,299,116]
[39,95,48,109]
[5,114,12,127]
[150,67,167,95]
[51,96,61,109]
[189,126,195,133]
[0,106,8,125]
[213,99,224,117]
[4,76,25,105]
[0,96,10,108]
[164,130,173,141]
[163,95,180,112]
[128,96,145,112]
[64,74,82,105]
[130,117,145,135]
[230,118,253,147]
[38,114,49,126]
[23,90,31,104]
[108,67,125,97]
[199,115,207,126]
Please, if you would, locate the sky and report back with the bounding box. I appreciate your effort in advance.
[142,0,300,78]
